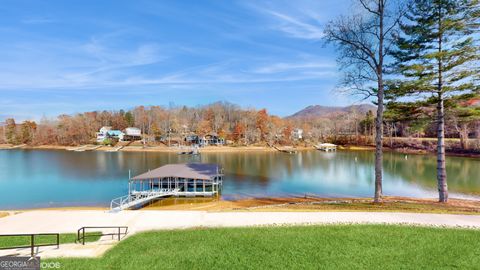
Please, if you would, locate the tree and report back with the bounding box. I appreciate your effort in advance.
[197,120,212,137]
[33,116,57,145]
[133,106,148,145]
[256,109,269,142]
[124,111,135,127]
[20,121,37,144]
[232,122,245,143]
[384,101,429,136]
[390,0,480,202]
[359,110,375,140]
[5,118,17,144]
[448,95,480,150]
[282,123,293,144]
[324,0,402,202]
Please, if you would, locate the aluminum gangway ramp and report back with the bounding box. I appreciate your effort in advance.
[110,189,179,211]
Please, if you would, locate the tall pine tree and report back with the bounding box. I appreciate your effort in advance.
[391,0,480,202]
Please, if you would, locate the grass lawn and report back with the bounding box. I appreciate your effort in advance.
[0,232,101,249]
[48,225,480,270]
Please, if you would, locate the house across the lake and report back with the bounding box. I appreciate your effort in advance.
[202,133,225,146]
[110,163,224,210]
[96,126,122,143]
[96,126,142,143]
[96,126,113,141]
[122,127,142,141]
[184,133,225,147]
[292,128,303,140]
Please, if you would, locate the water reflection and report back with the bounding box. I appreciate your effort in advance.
[0,149,479,209]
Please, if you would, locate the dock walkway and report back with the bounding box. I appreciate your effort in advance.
[110,189,179,211]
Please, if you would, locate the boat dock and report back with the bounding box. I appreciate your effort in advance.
[110,163,223,211]
[177,146,200,155]
[10,144,26,149]
[271,144,297,154]
[0,144,26,149]
[107,145,124,152]
[67,145,103,152]
[315,143,337,152]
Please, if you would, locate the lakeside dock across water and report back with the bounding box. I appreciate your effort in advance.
[316,143,338,152]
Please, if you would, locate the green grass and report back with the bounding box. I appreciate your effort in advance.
[47,225,480,270]
[0,232,101,249]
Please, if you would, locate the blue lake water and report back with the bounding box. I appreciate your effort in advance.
[0,149,479,209]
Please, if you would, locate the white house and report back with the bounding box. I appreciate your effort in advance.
[96,126,124,143]
[96,126,112,143]
[292,128,303,140]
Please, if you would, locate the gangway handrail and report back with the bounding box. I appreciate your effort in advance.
[110,188,179,211]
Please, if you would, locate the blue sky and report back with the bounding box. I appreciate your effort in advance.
[0,0,357,120]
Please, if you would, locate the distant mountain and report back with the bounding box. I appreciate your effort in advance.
[287,104,376,119]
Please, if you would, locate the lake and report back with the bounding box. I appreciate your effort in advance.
[0,149,479,209]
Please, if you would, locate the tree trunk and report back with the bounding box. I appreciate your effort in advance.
[436,5,448,203]
[437,95,448,202]
[373,0,385,203]
[374,83,384,203]
[355,118,359,144]
[459,123,468,150]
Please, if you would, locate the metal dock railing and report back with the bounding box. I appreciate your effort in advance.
[110,188,179,211]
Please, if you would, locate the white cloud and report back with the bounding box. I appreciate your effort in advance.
[0,32,165,90]
[264,10,324,40]
[253,61,336,74]
[242,1,332,40]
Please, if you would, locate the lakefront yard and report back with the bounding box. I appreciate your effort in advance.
[48,225,480,269]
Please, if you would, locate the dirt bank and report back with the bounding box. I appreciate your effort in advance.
[141,196,480,215]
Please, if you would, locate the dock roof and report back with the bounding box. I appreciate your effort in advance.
[131,163,221,180]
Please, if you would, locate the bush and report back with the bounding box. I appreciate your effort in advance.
[103,138,113,146]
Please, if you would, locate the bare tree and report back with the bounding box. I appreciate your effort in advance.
[324,0,402,202]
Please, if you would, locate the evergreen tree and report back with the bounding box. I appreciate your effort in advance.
[5,118,17,144]
[390,0,480,202]
[124,111,135,127]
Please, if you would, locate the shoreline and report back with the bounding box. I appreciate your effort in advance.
[339,144,480,159]
[3,196,480,215]
[1,143,480,158]
[0,144,300,153]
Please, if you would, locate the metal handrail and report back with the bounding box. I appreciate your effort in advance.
[0,233,60,257]
[110,188,179,210]
[76,226,128,245]
[110,194,131,209]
